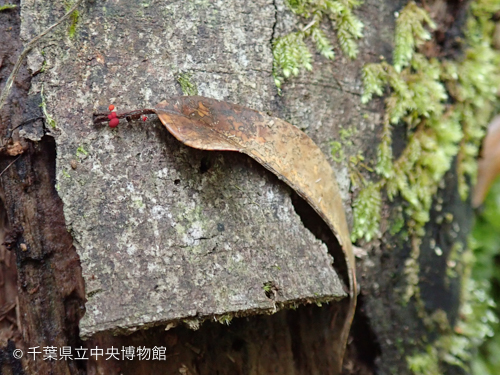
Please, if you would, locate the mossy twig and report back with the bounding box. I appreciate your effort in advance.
[0,4,17,11]
[0,0,84,111]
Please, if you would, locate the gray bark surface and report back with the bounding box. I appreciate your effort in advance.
[20,0,353,338]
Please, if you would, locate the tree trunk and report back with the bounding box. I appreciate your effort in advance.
[0,0,476,374]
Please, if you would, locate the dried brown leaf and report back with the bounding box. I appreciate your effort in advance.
[154,96,357,370]
[3,141,24,156]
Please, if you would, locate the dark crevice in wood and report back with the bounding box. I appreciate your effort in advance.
[348,295,381,372]
[290,190,348,289]
[289,191,379,374]
[1,22,89,363]
[2,135,88,374]
[420,158,471,329]
[199,156,212,174]
[0,340,25,375]
[1,2,30,373]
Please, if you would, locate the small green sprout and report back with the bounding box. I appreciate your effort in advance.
[177,73,198,96]
[40,86,56,128]
[76,146,88,157]
[0,4,17,11]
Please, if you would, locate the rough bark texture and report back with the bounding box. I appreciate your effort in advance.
[0,0,473,374]
[20,0,349,338]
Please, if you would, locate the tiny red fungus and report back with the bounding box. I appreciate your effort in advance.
[108,104,115,111]
[109,118,119,128]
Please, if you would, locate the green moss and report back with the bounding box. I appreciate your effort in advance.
[446,242,465,280]
[348,152,371,185]
[470,177,500,373]
[0,4,16,11]
[183,318,201,330]
[393,2,436,72]
[352,0,500,242]
[64,1,79,38]
[132,197,144,209]
[407,347,441,375]
[76,145,88,157]
[406,246,493,373]
[263,281,274,293]
[407,279,497,374]
[339,126,356,141]
[40,57,48,73]
[329,125,369,188]
[68,10,79,38]
[330,141,343,162]
[40,86,57,129]
[389,208,405,235]
[350,181,381,242]
[350,3,500,370]
[402,237,421,305]
[177,73,198,96]
[215,314,233,325]
[273,0,363,89]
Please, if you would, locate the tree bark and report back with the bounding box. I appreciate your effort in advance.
[0,0,473,374]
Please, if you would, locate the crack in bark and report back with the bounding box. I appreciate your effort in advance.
[270,0,278,50]
[188,67,273,75]
[292,80,362,96]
